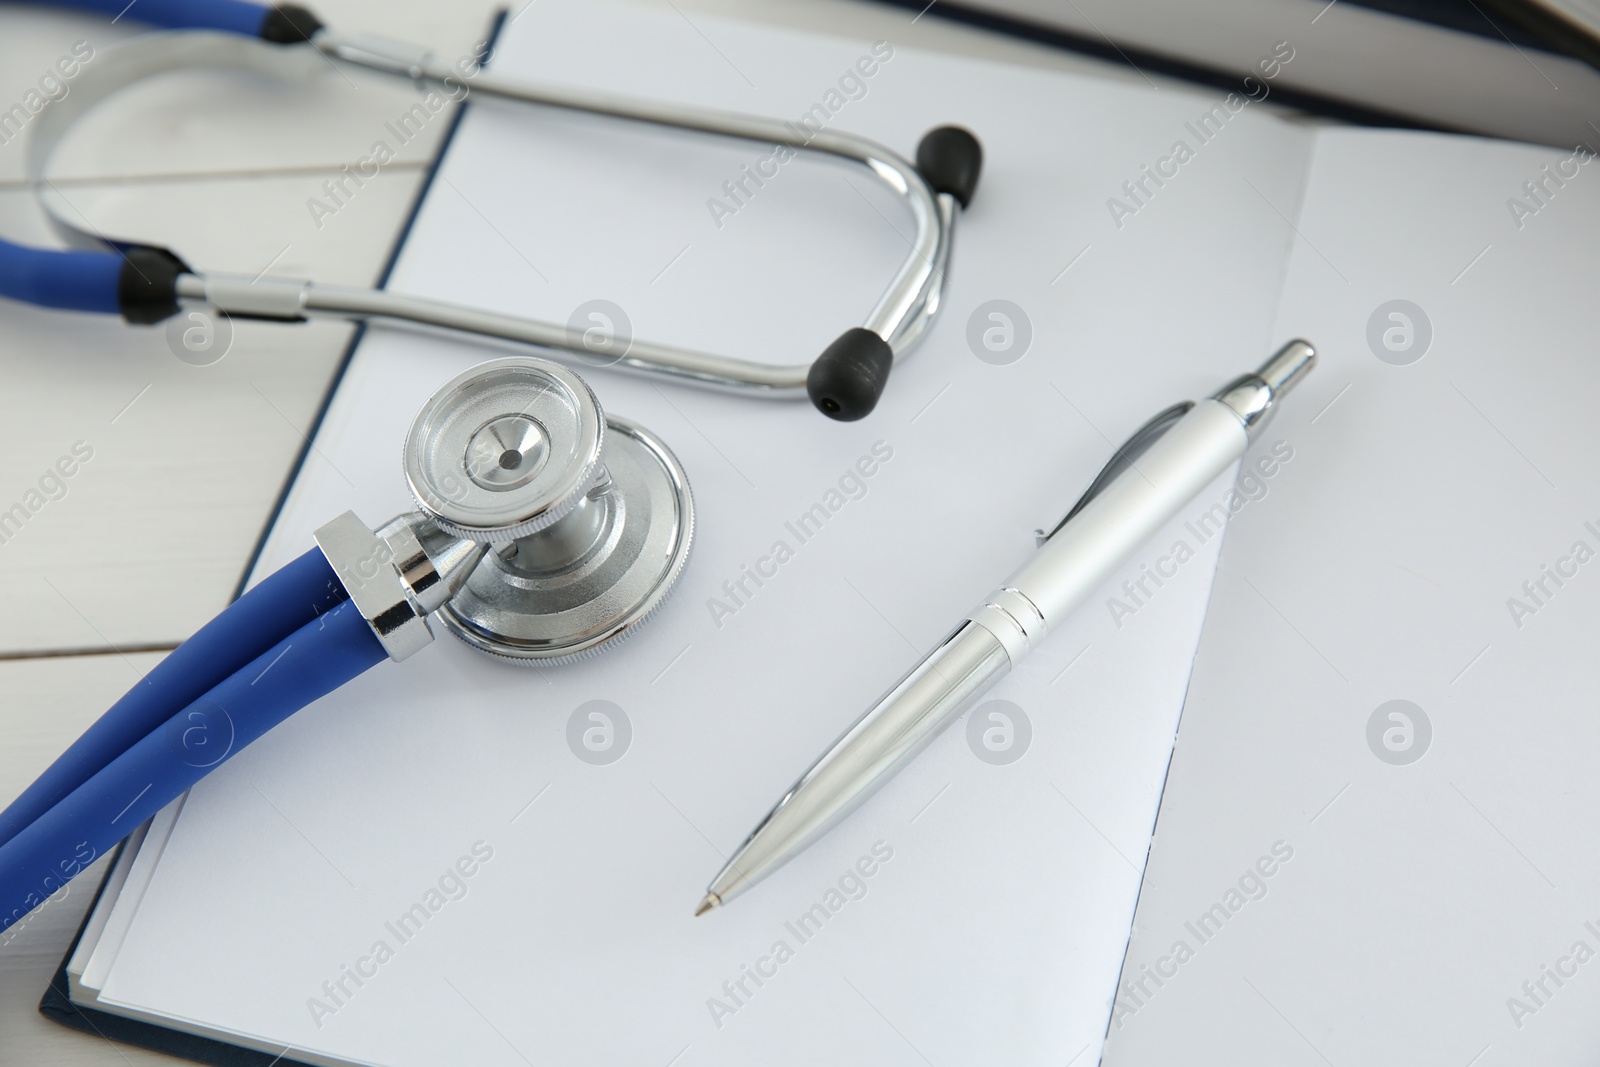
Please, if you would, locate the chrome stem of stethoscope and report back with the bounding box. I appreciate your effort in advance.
[172,178,954,398]
[171,269,867,399]
[311,354,698,665]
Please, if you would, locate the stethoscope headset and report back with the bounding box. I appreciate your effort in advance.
[6,0,983,419]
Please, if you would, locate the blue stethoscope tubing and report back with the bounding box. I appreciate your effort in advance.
[0,2,426,930]
[0,548,385,932]
[50,0,274,33]
[0,0,298,315]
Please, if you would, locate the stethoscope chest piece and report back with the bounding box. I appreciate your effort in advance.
[405,358,694,663]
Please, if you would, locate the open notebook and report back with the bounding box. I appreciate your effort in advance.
[38,2,1590,1064]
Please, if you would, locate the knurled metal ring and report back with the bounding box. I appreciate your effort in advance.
[404,357,605,542]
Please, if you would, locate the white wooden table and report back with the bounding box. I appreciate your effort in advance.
[0,2,1170,1060]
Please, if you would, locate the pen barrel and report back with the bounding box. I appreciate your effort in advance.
[710,621,1009,903]
[707,370,1300,910]
[971,399,1248,660]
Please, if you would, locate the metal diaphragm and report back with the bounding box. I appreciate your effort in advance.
[404,357,605,542]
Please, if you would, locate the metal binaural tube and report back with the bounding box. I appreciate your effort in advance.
[26,28,972,415]
[314,28,949,364]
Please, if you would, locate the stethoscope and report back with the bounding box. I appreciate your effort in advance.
[3,0,984,420]
[0,0,986,929]
[0,354,696,929]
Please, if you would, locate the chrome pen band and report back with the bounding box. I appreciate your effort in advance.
[968,587,1048,665]
[1212,339,1317,440]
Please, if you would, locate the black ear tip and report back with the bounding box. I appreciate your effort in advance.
[916,126,983,208]
[118,244,190,325]
[261,4,325,43]
[807,328,894,421]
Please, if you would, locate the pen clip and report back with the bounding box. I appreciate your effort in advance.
[1036,401,1195,545]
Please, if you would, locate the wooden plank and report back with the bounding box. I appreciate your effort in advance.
[0,0,503,186]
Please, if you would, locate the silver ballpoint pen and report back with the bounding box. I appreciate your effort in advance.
[696,341,1317,915]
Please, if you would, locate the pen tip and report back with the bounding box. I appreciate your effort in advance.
[694,893,719,917]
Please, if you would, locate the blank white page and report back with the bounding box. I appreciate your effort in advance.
[1102,128,1600,1066]
[88,3,1310,1064]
